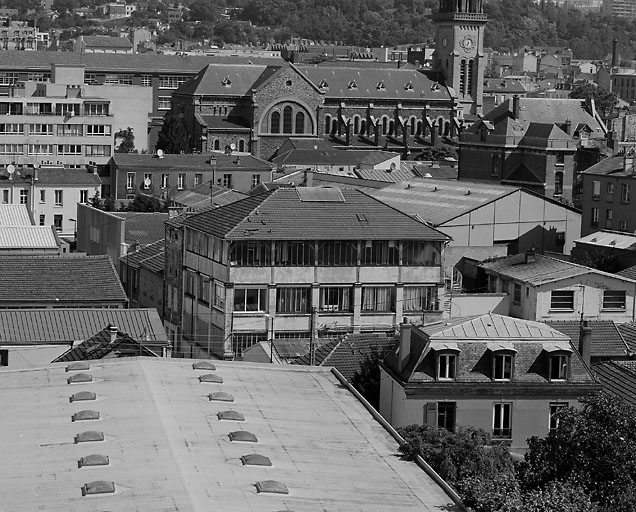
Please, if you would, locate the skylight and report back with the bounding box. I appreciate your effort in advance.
[78,454,110,468]
[66,362,90,372]
[347,80,358,90]
[209,392,234,402]
[217,410,245,421]
[74,431,105,443]
[376,81,385,90]
[198,373,223,383]
[255,480,289,494]
[222,76,232,86]
[67,373,93,384]
[240,454,272,466]
[81,481,115,496]
[229,431,257,442]
[192,361,216,370]
[72,410,100,422]
[70,391,96,402]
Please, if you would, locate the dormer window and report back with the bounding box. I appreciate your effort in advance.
[437,353,456,380]
[222,76,232,87]
[319,79,328,89]
[404,81,413,91]
[549,353,569,381]
[489,344,516,381]
[348,80,358,90]
[376,81,385,91]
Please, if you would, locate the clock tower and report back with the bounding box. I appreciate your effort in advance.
[433,0,487,116]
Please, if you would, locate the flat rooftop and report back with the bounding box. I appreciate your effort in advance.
[0,358,460,512]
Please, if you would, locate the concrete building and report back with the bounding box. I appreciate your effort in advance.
[168,187,450,359]
[459,97,607,204]
[379,314,600,454]
[119,239,165,311]
[0,21,36,51]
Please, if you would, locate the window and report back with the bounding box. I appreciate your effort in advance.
[159,75,188,89]
[549,354,569,381]
[295,112,305,134]
[603,290,626,309]
[512,283,521,304]
[58,124,83,136]
[361,286,395,312]
[607,182,614,200]
[270,111,280,133]
[39,214,45,226]
[234,288,267,312]
[55,104,80,116]
[54,190,63,206]
[86,125,111,136]
[0,72,18,85]
[39,190,45,203]
[85,145,111,157]
[622,183,631,204]
[84,103,109,116]
[283,106,293,133]
[194,173,203,187]
[606,209,613,229]
[554,171,563,196]
[252,174,261,188]
[274,241,313,266]
[213,281,225,309]
[178,173,186,190]
[2,190,8,204]
[591,207,599,226]
[438,402,456,431]
[620,219,628,231]
[230,241,270,266]
[592,180,600,200]
[437,353,456,380]
[158,96,171,110]
[551,290,574,310]
[57,144,82,155]
[141,75,152,86]
[222,174,232,188]
[549,402,568,431]
[276,287,311,313]
[362,241,399,265]
[493,353,513,380]
[53,214,62,231]
[29,124,53,135]
[19,190,28,204]
[84,73,98,85]
[143,173,153,189]
[403,286,437,311]
[0,144,23,155]
[555,153,565,165]
[80,190,89,204]
[0,123,23,134]
[126,172,135,189]
[161,174,169,189]
[493,403,512,438]
[317,240,357,266]
[0,349,7,367]
[319,287,352,312]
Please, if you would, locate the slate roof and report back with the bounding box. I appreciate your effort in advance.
[592,360,636,407]
[383,313,597,385]
[112,153,273,171]
[121,239,165,270]
[196,115,251,130]
[370,178,521,225]
[175,63,272,96]
[546,320,631,359]
[0,167,101,186]
[618,265,636,280]
[483,79,529,93]
[173,183,248,210]
[297,65,452,101]
[0,226,59,250]
[0,49,282,73]
[479,254,636,286]
[0,308,167,345]
[617,322,636,354]
[110,212,169,247]
[82,36,133,49]
[52,326,160,362]
[183,187,450,241]
[582,155,633,178]
[0,204,33,226]
[0,255,127,305]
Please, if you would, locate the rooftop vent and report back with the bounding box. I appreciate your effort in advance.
[74,431,105,443]
[431,82,440,91]
[241,454,272,466]
[72,410,100,422]
[209,392,234,402]
[192,361,216,371]
[405,81,413,91]
[66,362,90,372]
[229,431,257,442]
[319,79,328,89]
[78,454,109,468]
[68,373,93,384]
[70,391,97,403]
[222,75,232,86]
[255,480,289,494]
[376,80,385,90]
[347,80,358,90]
[198,373,223,384]
[81,481,115,496]
[218,410,245,421]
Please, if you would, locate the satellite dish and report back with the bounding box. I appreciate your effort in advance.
[6,164,15,175]
[144,177,151,187]
[156,149,164,158]
[230,143,236,151]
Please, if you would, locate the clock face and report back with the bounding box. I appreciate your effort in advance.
[460,36,475,52]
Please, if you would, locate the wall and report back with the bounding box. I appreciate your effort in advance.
[447,293,509,318]
[0,344,69,369]
[76,203,124,265]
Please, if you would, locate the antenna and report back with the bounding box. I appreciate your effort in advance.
[156,149,164,158]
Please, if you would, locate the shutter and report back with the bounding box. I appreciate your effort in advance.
[424,402,437,426]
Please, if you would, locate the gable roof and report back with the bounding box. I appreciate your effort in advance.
[592,360,636,407]
[581,155,628,177]
[0,358,461,511]
[82,36,133,49]
[183,187,450,241]
[110,212,169,247]
[478,253,636,286]
[546,320,631,358]
[617,322,636,355]
[0,226,59,250]
[270,149,399,167]
[0,167,101,186]
[52,326,160,362]
[0,204,33,226]
[120,239,165,270]
[503,163,545,184]
[0,308,167,345]
[112,153,273,171]
[175,63,272,96]
[0,255,127,304]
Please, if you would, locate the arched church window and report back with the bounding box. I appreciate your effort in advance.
[467,60,474,96]
[295,112,305,134]
[353,115,360,134]
[325,114,331,134]
[283,106,293,133]
[271,111,280,134]
[460,60,467,96]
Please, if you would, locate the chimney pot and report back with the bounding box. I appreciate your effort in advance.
[109,325,118,344]
[579,320,592,367]
[398,318,412,373]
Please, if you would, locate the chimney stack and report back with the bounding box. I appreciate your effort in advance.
[524,246,536,264]
[512,95,520,119]
[398,318,412,373]
[564,119,571,136]
[579,320,592,367]
[109,325,118,345]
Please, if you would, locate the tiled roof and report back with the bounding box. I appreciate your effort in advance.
[139,251,164,274]
[478,254,635,286]
[82,36,133,49]
[483,79,529,93]
[297,65,452,101]
[0,308,167,345]
[292,333,396,381]
[111,212,169,247]
[184,187,450,241]
[576,230,636,251]
[0,167,101,186]
[592,360,636,407]
[617,322,636,354]
[0,49,282,74]
[0,204,33,226]
[0,255,127,304]
[384,314,597,385]
[618,265,636,280]
[370,178,521,225]
[121,239,164,269]
[546,320,631,358]
[52,326,160,362]
[174,184,248,210]
[175,63,272,96]
[0,226,59,249]
[112,153,273,171]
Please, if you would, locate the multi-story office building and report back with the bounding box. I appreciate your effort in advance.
[165,187,450,359]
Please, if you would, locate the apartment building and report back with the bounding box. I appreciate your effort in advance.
[167,187,450,359]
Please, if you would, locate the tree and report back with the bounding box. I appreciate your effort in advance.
[518,392,636,511]
[123,194,166,212]
[570,83,619,113]
[351,346,390,410]
[156,114,190,154]
[114,127,137,154]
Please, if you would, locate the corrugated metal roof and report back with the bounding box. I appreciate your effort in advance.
[576,230,636,251]
[0,226,58,248]
[0,308,167,345]
[0,204,33,227]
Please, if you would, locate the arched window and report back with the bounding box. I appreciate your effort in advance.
[382,116,388,135]
[271,111,280,134]
[331,118,338,134]
[460,60,467,96]
[353,115,360,134]
[388,120,395,136]
[444,121,451,136]
[238,139,245,152]
[295,112,305,134]
[325,114,331,134]
[214,139,220,150]
[468,60,474,96]
[283,106,293,133]
[555,171,563,196]
[416,120,423,136]
[360,119,367,135]
[438,118,444,136]
[410,117,416,136]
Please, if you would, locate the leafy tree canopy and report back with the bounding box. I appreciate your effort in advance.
[570,83,619,113]
[156,115,191,154]
[114,127,137,154]
[122,194,167,212]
